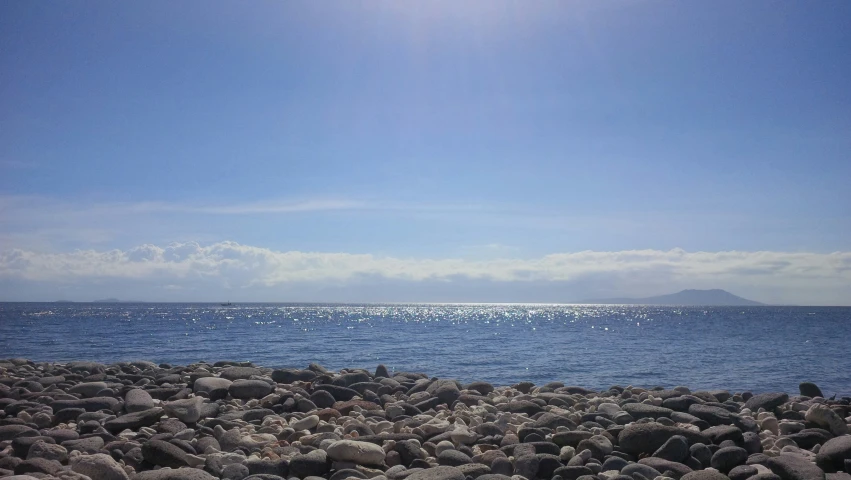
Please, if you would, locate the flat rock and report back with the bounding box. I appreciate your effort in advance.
[70,453,130,480]
[133,468,219,480]
[805,405,849,436]
[69,381,109,398]
[618,422,709,455]
[105,407,164,433]
[142,439,190,468]
[193,377,233,395]
[623,403,674,420]
[745,393,789,412]
[766,454,826,480]
[682,472,732,480]
[406,466,466,480]
[229,379,272,399]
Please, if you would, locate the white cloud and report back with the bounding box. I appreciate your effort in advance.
[1,242,849,304]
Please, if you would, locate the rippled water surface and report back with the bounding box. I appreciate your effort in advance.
[1,303,849,395]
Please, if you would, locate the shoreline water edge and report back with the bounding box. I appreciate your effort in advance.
[0,359,849,480]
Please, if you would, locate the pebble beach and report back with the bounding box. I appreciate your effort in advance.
[1,359,849,480]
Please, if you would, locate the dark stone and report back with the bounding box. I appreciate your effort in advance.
[142,439,191,468]
[330,469,368,480]
[537,453,563,478]
[653,435,690,463]
[104,407,164,433]
[314,384,359,401]
[439,449,473,466]
[681,471,732,480]
[744,393,789,412]
[289,448,329,478]
[766,454,826,480]
[703,425,744,444]
[271,369,316,384]
[690,404,734,426]
[229,379,272,399]
[309,390,337,409]
[514,453,539,479]
[664,396,705,412]
[12,435,54,457]
[742,432,763,454]
[14,457,63,475]
[553,431,594,448]
[711,447,750,474]
[134,467,220,479]
[465,382,495,396]
[622,403,674,420]
[62,435,105,453]
[618,423,709,456]
[406,466,466,480]
[533,412,577,430]
[577,435,613,460]
[638,458,693,479]
[220,366,262,380]
[799,383,824,398]
[816,436,851,473]
[246,458,289,477]
[787,429,833,450]
[0,424,39,441]
[50,396,121,412]
[621,463,663,480]
[729,465,759,480]
[552,466,594,480]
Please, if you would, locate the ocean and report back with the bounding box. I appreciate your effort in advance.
[1,302,848,395]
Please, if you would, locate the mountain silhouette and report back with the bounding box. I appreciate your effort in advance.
[579,289,763,306]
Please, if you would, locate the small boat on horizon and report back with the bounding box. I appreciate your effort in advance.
[220,301,233,306]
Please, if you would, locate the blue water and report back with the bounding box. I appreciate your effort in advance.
[1,303,848,395]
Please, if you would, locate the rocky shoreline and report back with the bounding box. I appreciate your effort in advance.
[0,360,849,480]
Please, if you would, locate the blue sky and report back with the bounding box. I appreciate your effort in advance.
[1,1,849,304]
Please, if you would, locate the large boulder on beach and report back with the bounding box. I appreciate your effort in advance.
[766,454,826,480]
[816,436,851,472]
[105,407,164,433]
[125,389,156,413]
[229,379,272,399]
[68,381,109,398]
[805,404,849,436]
[618,422,709,455]
[142,439,190,468]
[193,377,232,395]
[744,393,789,412]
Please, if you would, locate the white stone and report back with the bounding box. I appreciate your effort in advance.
[163,397,203,423]
[805,403,849,436]
[291,414,320,431]
[193,377,233,394]
[327,440,387,465]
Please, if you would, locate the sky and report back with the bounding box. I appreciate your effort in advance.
[1,1,849,305]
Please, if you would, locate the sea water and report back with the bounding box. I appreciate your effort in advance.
[1,303,848,395]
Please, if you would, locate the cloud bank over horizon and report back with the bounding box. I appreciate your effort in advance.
[2,242,848,305]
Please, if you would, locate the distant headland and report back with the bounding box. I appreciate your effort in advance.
[579,288,764,306]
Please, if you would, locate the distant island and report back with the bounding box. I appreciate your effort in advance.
[93,298,123,303]
[579,289,764,306]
